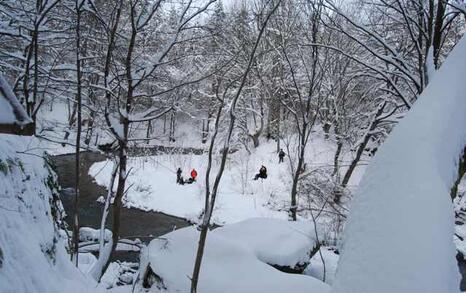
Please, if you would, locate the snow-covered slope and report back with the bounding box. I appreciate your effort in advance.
[0,134,100,293]
[89,133,365,225]
[331,38,466,292]
[138,218,330,293]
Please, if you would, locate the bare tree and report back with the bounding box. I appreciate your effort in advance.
[71,0,85,266]
[190,1,282,292]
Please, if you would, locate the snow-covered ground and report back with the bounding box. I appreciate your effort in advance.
[331,36,466,293]
[0,134,102,293]
[89,132,365,227]
[305,246,339,285]
[78,253,137,291]
[137,217,330,293]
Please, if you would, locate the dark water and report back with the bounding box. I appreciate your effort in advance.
[52,152,190,244]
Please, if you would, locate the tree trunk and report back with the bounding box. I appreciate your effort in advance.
[89,159,118,281]
[333,119,343,177]
[102,5,136,274]
[99,0,124,276]
[338,105,385,202]
[71,1,83,266]
[290,126,306,221]
[432,0,446,69]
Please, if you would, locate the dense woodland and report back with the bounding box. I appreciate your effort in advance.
[1,0,465,291]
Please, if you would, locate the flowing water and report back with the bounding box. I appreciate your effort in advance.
[52,151,190,261]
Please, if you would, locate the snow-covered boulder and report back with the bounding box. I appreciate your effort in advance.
[79,227,112,243]
[138,218,329,293]
[214,217,318,268]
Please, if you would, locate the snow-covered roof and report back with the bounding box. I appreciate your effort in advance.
[0,74,34,135]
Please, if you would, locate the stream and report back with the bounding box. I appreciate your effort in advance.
[52,151,190,262]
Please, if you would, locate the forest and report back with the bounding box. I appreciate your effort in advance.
[0,0,466,292]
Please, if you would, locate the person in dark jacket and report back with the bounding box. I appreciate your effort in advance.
[278,149,286,163]
[176,167,184,184]
[253,165,267,180]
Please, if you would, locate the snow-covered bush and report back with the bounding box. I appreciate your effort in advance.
[298,167,348,244]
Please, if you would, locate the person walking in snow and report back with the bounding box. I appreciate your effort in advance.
[278,149,286,163]
[253,165,267,180]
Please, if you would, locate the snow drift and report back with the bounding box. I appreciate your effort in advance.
[138,218,330,293]
[331,38,466,292]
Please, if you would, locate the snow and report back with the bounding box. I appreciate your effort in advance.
[139,217,330,293]
[0,74,31,125]
[89,133,365,225]
[0,93,16,124]
[0,134,101,293]
[78,254,137,291]
[213,217,320,267]
[304,247,339,285]
[80,227,112,242]
[331,37,466,292]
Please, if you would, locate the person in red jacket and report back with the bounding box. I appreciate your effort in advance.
[190,168,198,182]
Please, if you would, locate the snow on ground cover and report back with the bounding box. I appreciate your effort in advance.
[90,132,366,225]
[0,134,101,293]
[139,218,330,293]
[304,247,339,285]
[331,37,466,293]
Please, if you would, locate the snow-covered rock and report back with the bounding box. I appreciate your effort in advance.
[331,36,466,293]
[138,218,330,293]
[79,227,112,242]
[215,217,319,268]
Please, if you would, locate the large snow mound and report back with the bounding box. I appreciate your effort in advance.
[139,218,330,293]
[331,39,466,292]
[0,134,100,293]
